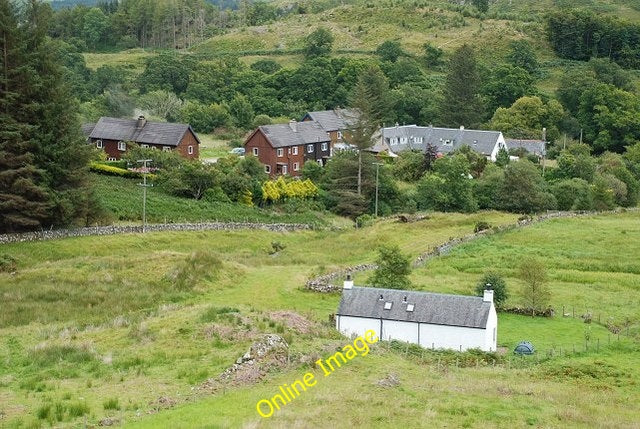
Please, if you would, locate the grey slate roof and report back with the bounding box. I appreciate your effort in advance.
[337,286,492,329]
[88,117,200,147]
[81,123,96,138]
[303,109,359,132]
[505,139,546,157]
[372,125,502,157]
[259,121,330,148]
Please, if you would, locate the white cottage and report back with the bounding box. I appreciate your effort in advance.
[336,279,497,352]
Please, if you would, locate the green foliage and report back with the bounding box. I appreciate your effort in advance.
[103,398,120,411]
[250,59,282,74]
[473,221,491,233]
[376,40,403,62]
[490,96,564,141]
[138,51,195,95]
[506,40,538,74]
[518,258,550,316]
[301,160,325,183]
[495,147,510,168]
[0,254,18,273]
[440,44,484,128]
[160,161,219,200]
[415,155,477,213]
[422,42,443,69]
[302,28,334,59]
[556,150,596,182]
[355,213,375,228]
[471,0,489,13]
[474,164,504,210]
[261,177,319,204]
[82,7,108,49]
[252,114,272,128]
[228,94,255,129]
[483,64,535,113]
[551,178,593,211]
[89,162,145,179]
[368,244,412,290]
[180,102,231,133]
[475,272,508,308]
[392,151,425,182]
[139,90,183,121]
[269,241,286,255]
[499,160,556,213]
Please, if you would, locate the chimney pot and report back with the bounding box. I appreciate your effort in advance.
[460,125,464,130]
[136,115,147,129]
[483,288,494,303]
[343,274,353,290]
[289,119,297,133]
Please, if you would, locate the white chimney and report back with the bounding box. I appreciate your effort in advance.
[343,274,353,290]
[136,115,147,129]
[483,289,494,303]
[460,125,464,130]
[289,119,297,132]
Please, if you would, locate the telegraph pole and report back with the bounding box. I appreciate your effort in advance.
[137,159,153,233]
[373,162,383,217]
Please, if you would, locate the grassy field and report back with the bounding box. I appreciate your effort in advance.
[1,211,639,427]
[91,173,330,226]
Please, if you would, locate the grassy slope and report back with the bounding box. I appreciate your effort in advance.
[91,173,329,225]
[1,212,640,427]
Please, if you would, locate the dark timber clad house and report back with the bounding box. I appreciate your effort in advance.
[244,120,331,177]
[302,108,358,151]
[83,116,201,160]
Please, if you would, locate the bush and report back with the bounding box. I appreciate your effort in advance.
[475,272,508,308]
[368,244,412,290]
[0,254,17,272]
[89,162,150,180]
[474,221,491,233]
[356,213,375,228]
[269,241,286,255]
[103,398,120,411]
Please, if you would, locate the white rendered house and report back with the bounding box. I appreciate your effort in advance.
[336,278,497,352]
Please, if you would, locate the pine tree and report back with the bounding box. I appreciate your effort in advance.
[440,44,485,128]
[0,0,51,232]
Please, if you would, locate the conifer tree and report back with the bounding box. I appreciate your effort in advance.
[440,44,485,128]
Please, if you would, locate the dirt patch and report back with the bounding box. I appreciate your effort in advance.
[269,311,315,334]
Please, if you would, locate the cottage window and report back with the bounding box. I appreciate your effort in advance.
[150,146,157,150]
[321,142,328,151]
[253,147,259,156]
[277,148,284,157]
[293,162,299,171]
[188,145,194,155]
[107,157,117,161]
[401,137,407,144]
[383,302,393,310]
[265,165,271,174]
[406,304,415,312]
[282,165,288,174]
[307,144,314,153]
[163,146,171,152]
[141,144,149,149]
[292,146,298,155]
[337,131,343,139]
[96,140,103,149]
[117,141,126,151]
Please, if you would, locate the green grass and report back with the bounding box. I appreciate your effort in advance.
[1,211,639,427]
[91,173,328,225]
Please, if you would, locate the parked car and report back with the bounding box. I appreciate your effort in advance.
[229,147,245,155]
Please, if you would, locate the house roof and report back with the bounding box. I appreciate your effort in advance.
[257,121,330,148]
[303,109,359,132]
[87,117,200,147]
[81,123,96,137]
[505,139,546,157]
[375,125,502,156]
[337,286,492,329]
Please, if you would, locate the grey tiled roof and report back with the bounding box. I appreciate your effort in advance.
[378,125,502,157]
[81,123,96,137]
[88,117,200,147]
[505,139,546,157]
[303,109,359,132]
[259,121,330,148]
[337,286,491,329]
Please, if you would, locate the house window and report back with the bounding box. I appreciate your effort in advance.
[188,145,194,155]
[317,159,323,166]
[293,162,299,171]
[253,147,259,156]
[107,157,117,161]
[337,131,343,139]
[407,304,415,312]
[117,141,126,151]
[307,144,314,153]
[277,148,284,157]
[321,142,328,151]
[384,302,393,310]
[141,144,149,149]
[401,137,407,144]
[282,165,288,174]
[163,146,171,152]
[150,146,157,150]
[292,146,298,155]
[96,140,103,149]
[265,165,271,174]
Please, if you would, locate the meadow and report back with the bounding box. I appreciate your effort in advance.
[1,211,639,427]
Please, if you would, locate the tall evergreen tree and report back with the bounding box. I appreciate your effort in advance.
[0,0,93,232]
[439,44,485,128]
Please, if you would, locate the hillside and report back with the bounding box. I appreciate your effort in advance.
[1,212,639,427]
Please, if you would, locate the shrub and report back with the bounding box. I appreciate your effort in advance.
[368,244,412,290]
[89,162,151,180]
[356,213,375,228]
[0,254,17,273]
[200,306,240,323]
[269,241,286,255]
[474,221,491,233]
[103,398,121,410]
[475,272,508,308]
